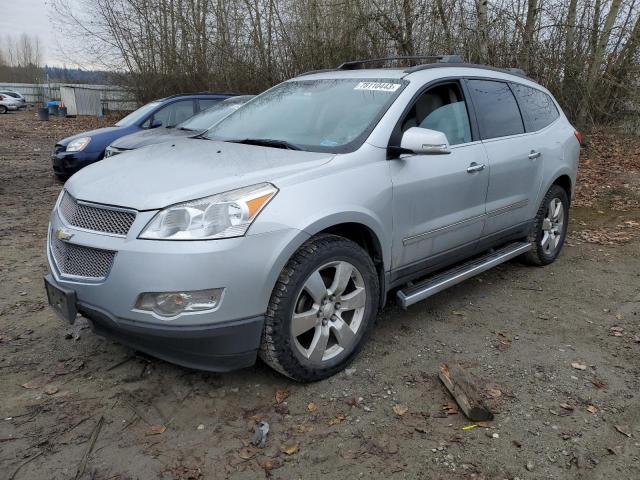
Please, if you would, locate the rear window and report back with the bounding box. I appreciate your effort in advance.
[467,79,524,140]
[511,84,559,132]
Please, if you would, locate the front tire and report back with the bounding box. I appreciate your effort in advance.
[0,105,7,114]
[259,234,379,382]
[522,184,570,266]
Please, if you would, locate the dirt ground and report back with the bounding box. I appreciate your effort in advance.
[1,110,639,480]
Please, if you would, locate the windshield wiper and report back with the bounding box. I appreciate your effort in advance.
[228,138,301,150]
[177,127,196,131]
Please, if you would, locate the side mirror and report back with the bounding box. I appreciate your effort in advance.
[150,118,163,129]
[399,127,451,155]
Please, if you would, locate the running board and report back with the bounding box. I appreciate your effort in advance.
[396,242,532,309]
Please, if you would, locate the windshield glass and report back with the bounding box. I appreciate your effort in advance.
[115,101,161,127]
[178,99,248,131]
[205,79,405,152]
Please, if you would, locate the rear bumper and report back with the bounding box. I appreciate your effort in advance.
[63,295,265,372]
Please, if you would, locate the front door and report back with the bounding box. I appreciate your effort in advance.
[390,81,489,271]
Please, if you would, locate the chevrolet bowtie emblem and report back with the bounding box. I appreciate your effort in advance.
[55,228,74,242]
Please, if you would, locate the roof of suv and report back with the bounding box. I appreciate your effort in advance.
[295,57,532,84]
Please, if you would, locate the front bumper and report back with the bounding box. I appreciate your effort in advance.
[52,149,103,176]
[46,205,308,371]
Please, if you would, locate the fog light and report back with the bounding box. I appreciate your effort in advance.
[135,288,224,317]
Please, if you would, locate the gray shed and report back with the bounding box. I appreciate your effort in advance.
[60,85,102,116]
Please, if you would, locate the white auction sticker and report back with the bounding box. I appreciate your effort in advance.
[354,82,401,92]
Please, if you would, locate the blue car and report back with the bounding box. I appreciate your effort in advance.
[51,92,232,179]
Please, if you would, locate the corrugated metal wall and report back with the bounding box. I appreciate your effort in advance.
[0,82,137,112]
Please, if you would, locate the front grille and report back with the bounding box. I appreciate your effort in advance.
[50,235,116,279]
[59,192,136,236]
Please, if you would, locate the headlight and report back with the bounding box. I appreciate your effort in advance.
[139,183,278,240]
[66,137,91,152]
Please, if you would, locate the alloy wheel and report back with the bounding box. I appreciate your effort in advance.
[291,260,367,363]
[541,197,565,254]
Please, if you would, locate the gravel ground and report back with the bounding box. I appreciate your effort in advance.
[1,111,640,480]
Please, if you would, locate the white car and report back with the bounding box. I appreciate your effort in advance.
[0,92,24,113]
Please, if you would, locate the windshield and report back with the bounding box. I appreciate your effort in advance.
[205,79,405,152]
[115,101,161,127]
[177,99,248,131]
[1,91,20,98]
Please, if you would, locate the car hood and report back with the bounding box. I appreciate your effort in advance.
[111,127,196,150]
[66,139,335,210]
[58,126,126,148]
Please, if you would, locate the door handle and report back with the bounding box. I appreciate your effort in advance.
[466,162,486,173]
[528,150,541,160]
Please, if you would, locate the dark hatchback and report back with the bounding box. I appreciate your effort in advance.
[51,93,232,179]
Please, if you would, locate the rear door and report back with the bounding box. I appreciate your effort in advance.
[466,79,544,235]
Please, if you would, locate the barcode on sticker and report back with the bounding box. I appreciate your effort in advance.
[354,82,400,92]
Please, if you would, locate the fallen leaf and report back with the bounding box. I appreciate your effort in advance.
[462,424,477,430]
[146,425,166,435]
[328,413,346,426]
[477,421,491,428]
[44,385,59,395]
[571,362,587,370]
[560,403,574,411]
[442,402,459,415]
[275,388,289,404]
[615,425,632,438]
[486,388,502,398]
[307,402,317,413]
[586,405,598,414]
[452,310,466,316]
[281,443,299,455]
[610,326,623,337]
[238,448,255,460]
[274,404,289,415]
[608,445,624,455]
[591,378,606,389]
[392,404,408,416]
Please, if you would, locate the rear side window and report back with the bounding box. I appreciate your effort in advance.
[467,79,524,140]
[511,84,559,132]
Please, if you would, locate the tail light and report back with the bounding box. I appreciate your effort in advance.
[574,130,583,146]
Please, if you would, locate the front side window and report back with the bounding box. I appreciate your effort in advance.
[401,82,472,146]
[205,79,406,153]
[511,84,559,132]
[467,79,524,140]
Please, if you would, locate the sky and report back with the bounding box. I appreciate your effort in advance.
[0,0,66,66]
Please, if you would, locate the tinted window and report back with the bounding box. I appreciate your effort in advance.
[511,84,559,132]
[143,100,195,128]
[402,83,472,145]
[467,80,524,139]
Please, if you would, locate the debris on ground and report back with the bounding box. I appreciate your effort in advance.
[251,421,270,448]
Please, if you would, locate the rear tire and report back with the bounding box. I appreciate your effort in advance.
[0,105,7,114]
[259,234,379,382]
[522,184,569,266]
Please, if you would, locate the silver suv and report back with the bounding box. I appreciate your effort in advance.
[44,57,580,381]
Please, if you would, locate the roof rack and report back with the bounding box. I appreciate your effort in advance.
[336,55,464,70]
[403,62,529,78]
[163,91,239,99]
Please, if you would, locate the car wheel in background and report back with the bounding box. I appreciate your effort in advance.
[522,184,570,266]
[0,105,7,114]
[260,234,379,382]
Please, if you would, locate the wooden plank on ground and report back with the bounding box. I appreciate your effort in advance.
[438,363,494,422]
